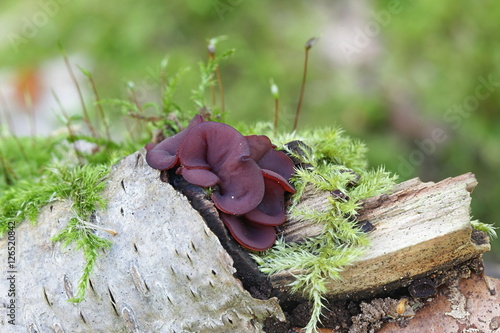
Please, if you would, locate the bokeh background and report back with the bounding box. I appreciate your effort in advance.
[1,0,499,272]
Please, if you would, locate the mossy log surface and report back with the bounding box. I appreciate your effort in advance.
[274,172,490,300]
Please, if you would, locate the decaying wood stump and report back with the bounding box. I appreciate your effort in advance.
[0,150,493,332]
[273,172,490,300]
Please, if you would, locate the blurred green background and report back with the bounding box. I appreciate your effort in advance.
[1,0,499,271]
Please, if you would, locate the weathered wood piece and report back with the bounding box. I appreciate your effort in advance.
[0,150,284,333]
[272,173,490,299]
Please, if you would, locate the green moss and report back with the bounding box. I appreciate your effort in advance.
[249,126,398,333]
[47,163,115,302]
[471,220,497,239]
[0,136,65,231]
[0,134,138,302]
[0,136,65,192]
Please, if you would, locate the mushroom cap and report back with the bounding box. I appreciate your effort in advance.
[246,135,273,161]
[145,114,204,170]
[246,135,296,181]
[244,176,287,226]
[145,117,297,251]
[178,121,265,215]
[262,169,295,193]
[219,212,277,251]
[176,167,220,187]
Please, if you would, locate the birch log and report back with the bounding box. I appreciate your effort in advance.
[0,150,284,333]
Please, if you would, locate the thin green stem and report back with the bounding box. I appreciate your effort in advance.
[0,152,16,186]
[274,97,279,136]
[61,49,98,138]
[87,74,111,141]
[160,57,168,102]
[208,51,217,106]
[215,64,225,115]
[126,83,145,139]
[293,47,309,131]
[23,89,36,143]
[293,37,317,132]
[52,89,84,165]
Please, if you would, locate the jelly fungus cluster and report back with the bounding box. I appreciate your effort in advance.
[145,115,296,251]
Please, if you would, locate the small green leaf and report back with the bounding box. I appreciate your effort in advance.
[77,65,92,78]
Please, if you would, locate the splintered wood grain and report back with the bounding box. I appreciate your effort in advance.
[271,173,490,299]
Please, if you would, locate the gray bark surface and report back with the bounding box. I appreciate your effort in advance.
[0,150,284,333]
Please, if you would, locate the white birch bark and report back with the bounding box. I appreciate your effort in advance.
[0,150,284,333]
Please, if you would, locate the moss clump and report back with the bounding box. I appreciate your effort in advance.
[0,136,66,192]
[250,126,398,333]
[471,220,497,239]
[0,134,138,302]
